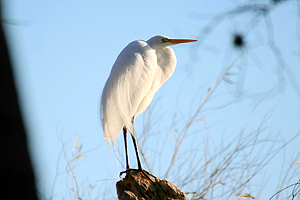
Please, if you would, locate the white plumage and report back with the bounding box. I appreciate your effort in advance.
[100,35,196,171]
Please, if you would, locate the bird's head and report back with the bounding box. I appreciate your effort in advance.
[147,35,197,50]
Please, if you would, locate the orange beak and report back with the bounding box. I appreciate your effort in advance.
[169,38,197,44]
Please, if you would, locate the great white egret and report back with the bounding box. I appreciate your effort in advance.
[100,35,196,173]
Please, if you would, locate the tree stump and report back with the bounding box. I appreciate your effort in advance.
[116,170,189,200]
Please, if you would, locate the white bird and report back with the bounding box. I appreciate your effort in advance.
[100,35,196,173]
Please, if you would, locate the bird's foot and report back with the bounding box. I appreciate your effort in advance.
[119,168,156,179]
[119,169,128,177]
[140,169,156,179]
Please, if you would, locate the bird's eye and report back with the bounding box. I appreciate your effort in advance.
[161,38,170,43]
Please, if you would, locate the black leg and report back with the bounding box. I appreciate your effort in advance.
[131,134,142,170]
[130,117,142,171]
[123,128,129,170]
[120,118,155,179]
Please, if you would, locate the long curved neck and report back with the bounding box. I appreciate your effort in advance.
[156,47,177,85]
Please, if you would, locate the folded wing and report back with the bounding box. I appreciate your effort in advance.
[100,40,157,145]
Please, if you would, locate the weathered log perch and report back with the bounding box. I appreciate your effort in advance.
[116,170,189,200]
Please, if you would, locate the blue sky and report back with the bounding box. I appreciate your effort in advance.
[3,0,300,199]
